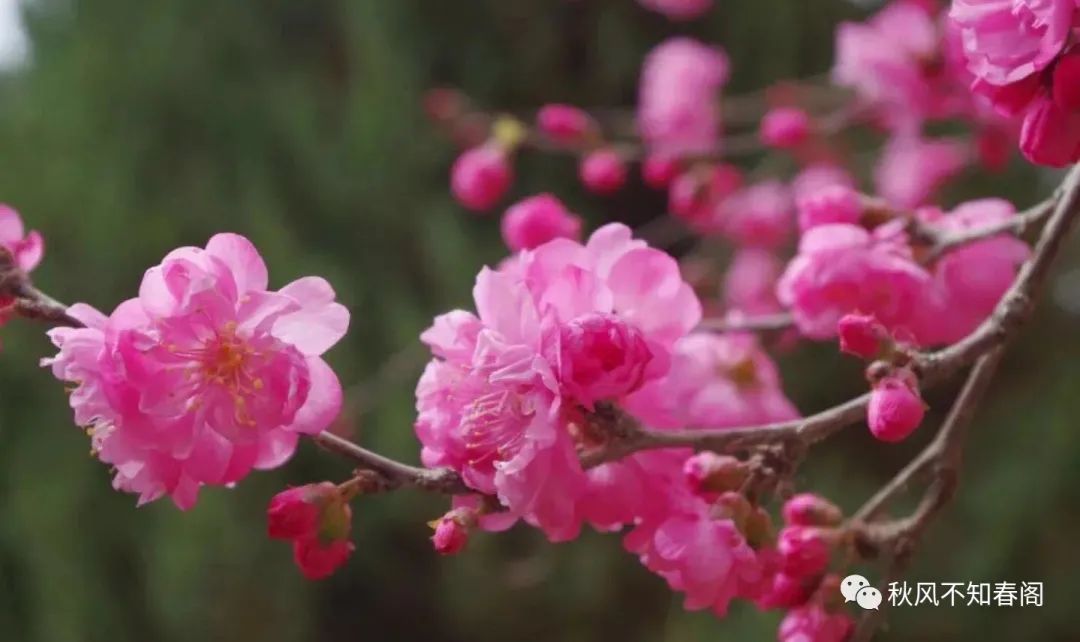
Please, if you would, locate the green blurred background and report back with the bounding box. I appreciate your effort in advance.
[0,1,1077,640]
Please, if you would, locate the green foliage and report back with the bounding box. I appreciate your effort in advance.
[0,1,1078,641]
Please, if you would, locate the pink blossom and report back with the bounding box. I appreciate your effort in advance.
[782,493,843,527]
[838,312,887,359]
[875,134,968,209]
[717,181,794,249]
[639,38,729,157]
[451,145,513,212]
[777,222,931,340]
[760,107,811,149]
[791,164,855,204]
[756,571,815,610]
[416,224,701,540]
[625,332,799,430]
[868,372,925,442]
[796,184,863,232]
[558,312,656,409]
[536,104,594,143]
[777,526,830,577]
[624,492,765,616]
[723,249,784,317]
[0,204,44,273]
[778,604,854,642]
[579,148,627,195]
[637,0,712,21]
[914,199,1030,344]
[501,194,582,252]
[950,0,1076,86]
[44,234,350,509]
[833,1,959,130]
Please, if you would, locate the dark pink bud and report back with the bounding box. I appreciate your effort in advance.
[782,493,842,527]
[451,145,513,211]
[1053,52,1080,112]
[292,536,354,581]
[868,373,925,443]
[430,508,474,555]
[683,452,748,500]
[796,184,861,231]
[641,155,680,189]
[972,76,1040,119]
[579,149,627,195]
[537,104,594,143]
[837,313,886,359]
[559,313,654,407]
[777,526,830,578]
[1020,97,1080,168]
[267,482,337,540]
[757,572,815,610]
[501,194,582,251]
[760,107,811,149]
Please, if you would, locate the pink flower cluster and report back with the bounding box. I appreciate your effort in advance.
[414,224,838,623]
[779,196,1029,345]
[952,0,1080,165]
[44,234,350,509]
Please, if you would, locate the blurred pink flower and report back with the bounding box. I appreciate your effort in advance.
[914,198,1030,344]
[950,0,1075,85]
[44,234,349,509]
[778,604,854,642]
[638,0,712,21]
[874,134,968,208]
[778,222,931,340]
[0,204,44,273]
[639,38,729,157]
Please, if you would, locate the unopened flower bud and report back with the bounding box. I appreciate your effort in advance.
[837,313,887,359]
[868,372,925,443]
[777,526,830,578]
[537,104,595,143]
[641,155,680,189]
[579,148,627,195]
[760,107,811,149]
[267,482,338,540]
[782,493,843,527]
[501,194,582,252]
[451,145,513,212]
[683,452,748,500]
[430,508,476,556]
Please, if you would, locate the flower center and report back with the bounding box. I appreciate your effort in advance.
[462,389,530,468]
[168,321,267,427]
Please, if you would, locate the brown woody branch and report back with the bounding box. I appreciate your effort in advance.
[6,165,1080,505]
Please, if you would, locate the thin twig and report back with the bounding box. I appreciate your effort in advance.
[697,312,795,334]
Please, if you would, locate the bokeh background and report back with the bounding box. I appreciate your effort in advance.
[0,1,1077,640]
